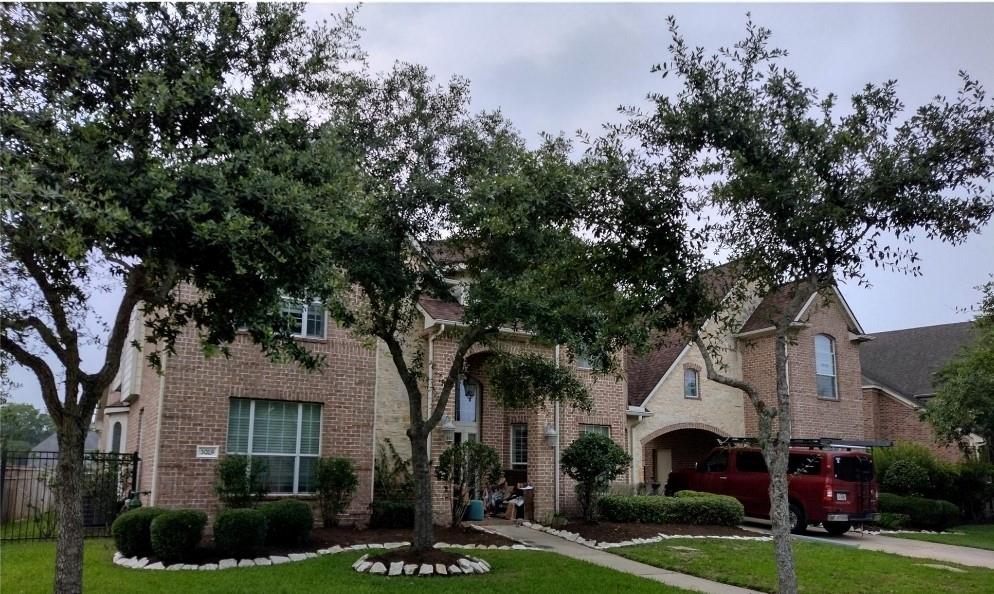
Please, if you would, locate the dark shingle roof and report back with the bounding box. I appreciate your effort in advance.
[860,321,977,397]
[739,282,813,333]
[626,329,690,407]
[419,296,465,322]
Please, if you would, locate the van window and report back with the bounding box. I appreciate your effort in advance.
[787,453,823,475]
[700,449,728,472]
[834,456,874,482]
[736,451,768,473]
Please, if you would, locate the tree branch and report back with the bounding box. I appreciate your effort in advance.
[693,335,769,418]
[426,325,493,431]
[0,334,64,423]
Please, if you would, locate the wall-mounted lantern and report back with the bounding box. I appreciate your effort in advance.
[544,423,558,447]
[440,415,456,443]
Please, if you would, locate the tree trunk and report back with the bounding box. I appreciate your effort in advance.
[409,428,435,552]
[54,415,86,594]
[767,332,798,594]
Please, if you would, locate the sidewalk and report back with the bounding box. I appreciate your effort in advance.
[477,521,762,594]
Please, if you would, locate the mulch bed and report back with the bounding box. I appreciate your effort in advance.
[559,521,756,542]
[366,548,466,566]
[142,525,512,566]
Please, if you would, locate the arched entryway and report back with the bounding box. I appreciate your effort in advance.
[641,423,728,492]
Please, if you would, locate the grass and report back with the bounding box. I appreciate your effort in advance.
[886,524,994,551]
[0,539,690,594]
[615,538,994,594]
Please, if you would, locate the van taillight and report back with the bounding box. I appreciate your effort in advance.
[823,481,834,503]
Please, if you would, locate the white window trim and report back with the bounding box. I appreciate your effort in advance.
[510,423,528,468]
[227,399,321,495]
[580,424,611,437]
[815,334,838,400]
[282,300,328,340]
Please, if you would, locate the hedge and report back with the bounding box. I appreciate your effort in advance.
[213,508,268,558]
[369,500,415,529]
[111,507,167,557]
[598,492,744,526]
[149,509,207,563]
[260,499,313,545]
[878,493,960,531]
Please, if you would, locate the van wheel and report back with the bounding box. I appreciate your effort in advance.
[823,521,851,536]
[789,503,806,535]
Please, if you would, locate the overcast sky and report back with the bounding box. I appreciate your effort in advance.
[6,2,993,410]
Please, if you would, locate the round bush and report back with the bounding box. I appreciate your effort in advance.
[149,509,207,563]
[598,493,744,526]
[881,459,931,496]
[260,499,313,545]
[111,507,166,557]
[213,508,268,558]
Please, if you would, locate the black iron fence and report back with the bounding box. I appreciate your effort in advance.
[0,450,139,541]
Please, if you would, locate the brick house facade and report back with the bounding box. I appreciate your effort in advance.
[94,276,973,525]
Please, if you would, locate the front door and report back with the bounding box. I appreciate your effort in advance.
[655,449,673,491]
[454,378,481,444]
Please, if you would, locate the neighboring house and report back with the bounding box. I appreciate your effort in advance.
[861,321,983,462]
[92,256,971,523]
[30,432,100,456]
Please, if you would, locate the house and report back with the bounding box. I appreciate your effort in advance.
[92,259,969,524]
[861,321,983,462]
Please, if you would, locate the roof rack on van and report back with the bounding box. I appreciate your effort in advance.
[719,437,893,450]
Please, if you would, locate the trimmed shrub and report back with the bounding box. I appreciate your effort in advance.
[111,507,166,557]
[881,459,931,496]
[561,432,632,522]
[874,442,956,500]
[598,493,744,526]
[260,499,313,545]
[877,512,911,530]
[149,509,207,563]
[315,457,359,528]
[878,493,960,531]
[215,455,267,509]
[369,500,415,529]
[213,508,268,558]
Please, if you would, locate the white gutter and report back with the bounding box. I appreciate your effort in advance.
[554,344,561,514]
[426,324,446,459]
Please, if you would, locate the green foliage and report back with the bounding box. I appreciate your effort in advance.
[881,460,931,497]
[952,462,994,522]
[149,510,207,563]
[878,493,960,531]
[111,507,166,558]
[876,513,911,530]
[487,352,592,412]
[214,455,267,509]
[213,508,268,558]
[369,500,415,529]
[435,441,502,525]
[927,283,994,451]
[373,439,414,501]
[0,403,53,452]
[874,442,957,500]
[598,493,744,526]
[561,432,632,521]
[314,457,358,528]
[259,499,313,546]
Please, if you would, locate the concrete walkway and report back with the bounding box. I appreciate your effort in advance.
[477,522,762,594]
[744,521,994,569]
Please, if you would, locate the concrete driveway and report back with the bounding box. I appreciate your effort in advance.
[743,520,994,569]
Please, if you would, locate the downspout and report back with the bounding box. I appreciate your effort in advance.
[150,353,167,505]
[554,345,561,514]
[426,324,446,459]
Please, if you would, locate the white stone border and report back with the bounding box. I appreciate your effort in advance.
[520,521,772,549]
[113,538,541,571]
[867,529,966,536]
[352,553,492,576]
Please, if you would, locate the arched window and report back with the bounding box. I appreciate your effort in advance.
[814,334,837,399]
[683,368,700,399]
[111,421,123,453]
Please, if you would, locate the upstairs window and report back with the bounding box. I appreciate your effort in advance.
[684,368,700,399]
[814,334,837,400]
[281,299,325,339]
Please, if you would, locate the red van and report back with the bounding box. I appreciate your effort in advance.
[666,443,881,535]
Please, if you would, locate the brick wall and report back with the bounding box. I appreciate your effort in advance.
[863,388,964,463]
[743,293,865,440]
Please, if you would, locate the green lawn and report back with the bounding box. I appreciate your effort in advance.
[615,538,994,594]
[0,539,689,594]
[886,524,994,552]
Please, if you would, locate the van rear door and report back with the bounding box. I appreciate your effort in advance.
[833,455,875,513]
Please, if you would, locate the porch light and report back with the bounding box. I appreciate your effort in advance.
[544,423,558,447]
[440,415,456,443]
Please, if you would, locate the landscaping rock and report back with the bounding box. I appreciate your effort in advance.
[418,564,433,576]
[145,562,164,570]
[458,558,474,573]
[448,564,462,574]
[238,559,255,568]
[435,563,447,575]
[384,542,404,550]
[370,562,387,575]
[181,564,199,570]
[367,543,384,549]
[403,564,418,575]
[351,555,368,569]
[199,563,218,571]
[389,562,403,576]
[328,545,343,554]
[351,544,368,550]
[254,558,272,566]
[304,552,317,559]
[166,564,183,571]
[135,558,149,569]
[218,559,237,570]
[288,553,307,562]
[271,555,292,565]
[433,542,450,549]
[511,544,526,550]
